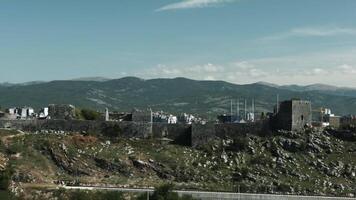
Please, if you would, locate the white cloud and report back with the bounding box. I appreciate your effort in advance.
[261,26,356,41]
[136,62,269,83]
[140,63,224,77]
[303,68,329,76]
[134,49,356,87]
[337,64,356,74]
[156,0,235,11]
[233,61,269,78]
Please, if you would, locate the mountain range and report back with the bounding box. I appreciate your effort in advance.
[1,77,356,119]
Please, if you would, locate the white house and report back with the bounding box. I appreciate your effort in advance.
[19,107,35,119]
[168,115,177,124]
[38,107,49,119]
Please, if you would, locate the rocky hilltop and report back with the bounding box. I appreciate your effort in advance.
[0,128,355,199]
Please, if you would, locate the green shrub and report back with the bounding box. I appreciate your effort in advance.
[0,166,14,190]
[79,109,101,121]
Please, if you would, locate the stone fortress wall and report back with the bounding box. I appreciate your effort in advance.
[0,119,268,148]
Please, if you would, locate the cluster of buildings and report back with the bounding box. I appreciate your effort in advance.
[317,108,341,128]
[128,109,205,124]
[217,98,313,131]
[2,107,38,120]
[217,99,256,124]
[152,111,177,124]
[0,104,75,120]
[1,98,356,132]
[217,98,355,132]
[6,107,36,119]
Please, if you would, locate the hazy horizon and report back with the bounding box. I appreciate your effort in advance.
[2,75,356,89]
[2,0,356,87]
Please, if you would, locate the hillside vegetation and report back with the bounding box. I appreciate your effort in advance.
[0,128,355,199]
[1,77,356,119]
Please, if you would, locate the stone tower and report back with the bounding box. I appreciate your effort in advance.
[273,99,312,131]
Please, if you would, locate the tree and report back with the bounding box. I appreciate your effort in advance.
[80,109,101,121]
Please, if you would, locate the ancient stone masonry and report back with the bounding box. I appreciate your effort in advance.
[0,119,269,148]
[48,104,76,120]
[0,120,152,138]
[191,121,268,148]
[191,123,216,148]
[272,99,312,131]
[152,123,191,146]
[131,109,151,122]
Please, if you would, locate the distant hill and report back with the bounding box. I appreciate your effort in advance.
[1,77,356,118]
[70,77,112,82]
[279,84,356,98]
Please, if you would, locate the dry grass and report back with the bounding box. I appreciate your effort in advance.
[71,134,98,147]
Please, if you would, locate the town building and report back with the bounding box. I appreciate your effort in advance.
[38,107,49,119]
[20,107,34,119]
[319,108,340,128]
[0,111,5,119]
[178,113,202,124]
[152,111,178,124]
[246,112,255,122]
[5,107,34,119]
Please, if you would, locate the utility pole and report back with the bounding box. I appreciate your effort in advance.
[230,99,233,123]
[236,99,239,121]
[238,185,240,200]
[105,108,109,121]
[150,108,153,137]
[252,98,255,122]
[244,99,247,120]
[276,94,279,113]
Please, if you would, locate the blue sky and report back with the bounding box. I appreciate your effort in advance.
[1,0,356,86]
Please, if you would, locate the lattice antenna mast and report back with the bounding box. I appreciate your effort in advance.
[244,99,247,120]
[237,99,240,120]
[252,99,255,117]
[276,94,280,113]
[230,99,233,123]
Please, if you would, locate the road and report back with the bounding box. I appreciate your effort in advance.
[62,186,356,200]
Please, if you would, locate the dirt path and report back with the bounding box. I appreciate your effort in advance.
[0,129,27,147]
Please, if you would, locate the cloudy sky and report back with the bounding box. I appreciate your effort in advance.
[1,0,356,87]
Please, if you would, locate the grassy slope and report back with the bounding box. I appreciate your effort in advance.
[0,128,355,198]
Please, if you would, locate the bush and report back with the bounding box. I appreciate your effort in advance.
[0,166,14,190]
[79,109,101,121]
